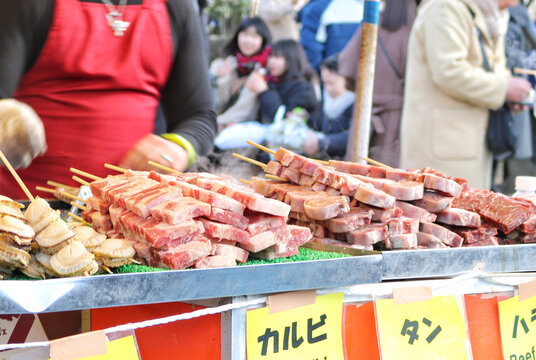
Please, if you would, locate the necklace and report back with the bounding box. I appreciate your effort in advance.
[101,0,130,37]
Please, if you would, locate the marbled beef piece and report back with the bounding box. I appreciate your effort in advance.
[416,232,447,249]
[211,243,249,263]
[313,166,344,189]
[435,208,481,228]
[281,167,301,184]
[395,201,437,223]
[411,191,453,213]
[423,174,462,198]
[274,147,296,166]
[387,217,420,235]
[170,181,246,214]
[285,191,329,213]
[245,212,286,236]
[312,182,328,191]
[382,180,424,201]
[150,197,211,225]
[355,186,396,209]
[156,236,212,269]
[385,233,417,249]
[194,255,236,269]
[294,220,327,238]
[359,204,403,222]
[463,236,499,247]
[304,196,350,220]
[446,225,497,244]
[385,169,421,182]
[368,166,388,178]
[265,161,284,177]
[328,160,370,175]
[199,219,250,244]
[521,215,536,233]
[324,207,373,233]
[311,236,374,251]
[239,225,291,253]
[207,208,249,230]
[250,177,285,197]
[346,224,388,246]
[272,184,306,202]
[125,185,182,219]
[354,175,395,190]
[298,174,316,187]
[419,222,463,247]
[86,197,111,215]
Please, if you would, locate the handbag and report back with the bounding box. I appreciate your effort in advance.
[476,27,518,161]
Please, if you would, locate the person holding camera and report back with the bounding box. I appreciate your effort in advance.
[400,0,532,190]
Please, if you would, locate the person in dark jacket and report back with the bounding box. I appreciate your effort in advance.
[214,39,319,150]
[304,56,355,157]
[499,3,536,194]
[247,39,319,123]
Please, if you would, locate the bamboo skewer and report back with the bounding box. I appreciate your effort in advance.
[362,156,392,169]
[147,160,181,174]
[129,258,141,265]
[70,201,86,211]
[61,192,85,203]
[68,212,91,226]
[72,176,90,187]
[47,180,77,190]
[265,174,287,182]
[104,163,126,173]
[35,186,56,195]
[239,179,252,185]
[70,168,102,181]
[0,150,34,201]
[247,140,276,155]
[513,67,536,76]
[102,265,113,274]
[232,153,267,169]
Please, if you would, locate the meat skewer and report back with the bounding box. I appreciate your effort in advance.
[70,167,102,181]
[72,176,90,187]
[0,149,34,201]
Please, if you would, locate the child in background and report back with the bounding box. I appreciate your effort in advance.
[304,55,355,157]
[215,39,319,150]
[210,17,272,125]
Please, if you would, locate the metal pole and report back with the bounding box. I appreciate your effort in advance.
[249,0,260,17]
[348,0,380,163]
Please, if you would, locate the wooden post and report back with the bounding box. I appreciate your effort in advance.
[249,0,260,17]
[348,0,380,163]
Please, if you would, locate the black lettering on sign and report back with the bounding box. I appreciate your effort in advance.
[308,314,327,344]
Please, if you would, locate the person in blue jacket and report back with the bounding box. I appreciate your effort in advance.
[297,0,364,72]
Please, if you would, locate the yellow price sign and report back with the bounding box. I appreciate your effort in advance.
[499,295,536,360]
[49,336,139,360]
[246,292,344,360]
[375,295,471,360]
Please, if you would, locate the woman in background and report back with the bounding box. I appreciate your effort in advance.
[210,17,272,126]
[339,0,416,167]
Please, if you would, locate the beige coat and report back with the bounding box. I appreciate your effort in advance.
[258,0,300,41]
[400,0,510,190]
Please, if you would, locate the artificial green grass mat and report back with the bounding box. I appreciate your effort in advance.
[5,248,352,279]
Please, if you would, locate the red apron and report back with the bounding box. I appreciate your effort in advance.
[2,0,173,200]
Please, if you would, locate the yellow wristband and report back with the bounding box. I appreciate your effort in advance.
[161,133,197,168]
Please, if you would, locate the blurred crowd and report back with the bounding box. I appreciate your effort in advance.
[197,0,536,193]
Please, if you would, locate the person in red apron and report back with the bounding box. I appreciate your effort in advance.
[0,0,216,200]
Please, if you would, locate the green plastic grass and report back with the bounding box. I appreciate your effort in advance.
[5,248,352,279]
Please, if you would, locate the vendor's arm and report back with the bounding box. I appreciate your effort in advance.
[0,0,53,98]
[161,0,217,159]
[422,1,510,110]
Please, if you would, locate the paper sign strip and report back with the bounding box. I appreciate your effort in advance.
[268,289,317,314]
[518,278,536,301]
[49,330,107,360]
[393,286,433,304]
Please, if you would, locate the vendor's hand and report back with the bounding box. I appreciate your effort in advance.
[0,99,47,169]
[506,77,532,103]
[217,56,237,77]
[245,71,269,94]
[119,134,189,172]
[302,131,320,156]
